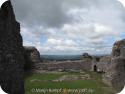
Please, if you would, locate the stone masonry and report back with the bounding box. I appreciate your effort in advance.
[0,1,24,94]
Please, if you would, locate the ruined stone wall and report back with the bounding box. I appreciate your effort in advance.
[96,55,111,72]
[103,39,125,92]
[0,1,24,94]
[89,40,125,92]
[24,46,41,71]
[33,60,92,72]
[24,46,41,63]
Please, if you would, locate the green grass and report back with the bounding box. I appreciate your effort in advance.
[25,71,116,94]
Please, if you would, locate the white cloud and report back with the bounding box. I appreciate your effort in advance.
[118,0,125,7]
[94,24,113,34]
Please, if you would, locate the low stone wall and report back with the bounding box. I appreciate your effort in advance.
[33,59,92,72]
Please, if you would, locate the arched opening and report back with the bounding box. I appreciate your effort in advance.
[94,65,97,72]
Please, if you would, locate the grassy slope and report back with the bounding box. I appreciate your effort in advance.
[25,71,115,94]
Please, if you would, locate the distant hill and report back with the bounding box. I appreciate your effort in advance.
[41,55,83,61]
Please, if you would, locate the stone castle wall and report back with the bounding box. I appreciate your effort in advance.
[0,1,24,94]
[102,39,125,91]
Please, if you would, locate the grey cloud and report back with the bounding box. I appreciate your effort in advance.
[10,0,110,27]
[11,0,71,27]
[11,0,125,28]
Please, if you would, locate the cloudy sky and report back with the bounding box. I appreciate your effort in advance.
[1,0,125,55]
